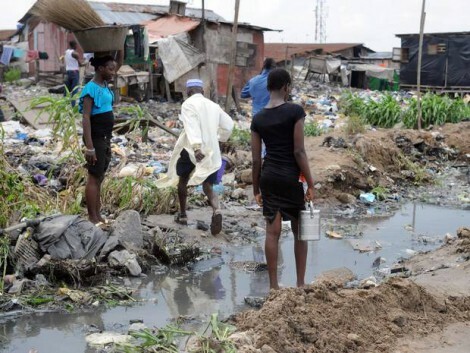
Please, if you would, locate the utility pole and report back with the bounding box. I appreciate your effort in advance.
[225,0,241,113]
[416,0,426,130]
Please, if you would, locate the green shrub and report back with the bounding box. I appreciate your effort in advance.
[341,92,470,130]
[403,93,470,128]
[4,67,21,83]
[304,122,323,137]
[344,114,366,135]
[229,126,251,148]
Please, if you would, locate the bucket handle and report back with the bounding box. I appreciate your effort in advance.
[306,201,314,218]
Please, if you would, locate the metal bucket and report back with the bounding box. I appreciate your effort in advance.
[299,201,321,241]
[73,25,128,53]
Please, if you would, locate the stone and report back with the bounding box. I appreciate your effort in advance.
[392,315,407,328]
[347,333,361,342]
[244,296,266,308]
[315,267,356,286]
[235,151,251,166]
[261,345,277,353]
[8,279,27,294]
[128,322,147,334]
[232,188,247,199]
[111,210,144,249]
[222,172,236,185]
[240,169,253,184]
[108,250,142,276]
[336,193,356,204]
[444,233,457,244]
[457,227,470,239]
[85,332,132,346]
[229,331,255,346]
[359,276,378,289]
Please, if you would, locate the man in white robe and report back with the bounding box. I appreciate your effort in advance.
[156,79,234,235]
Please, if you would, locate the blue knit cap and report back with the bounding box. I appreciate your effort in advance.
[186,79,203,88]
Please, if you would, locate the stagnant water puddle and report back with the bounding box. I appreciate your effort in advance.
[2,203,469,353]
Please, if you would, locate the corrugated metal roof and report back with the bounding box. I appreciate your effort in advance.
[265,43,365,62]
[145,15,200,43]
[396,31,470,38]
[0,29,16,41]
[362,52,392,60]
[88,1,225,24]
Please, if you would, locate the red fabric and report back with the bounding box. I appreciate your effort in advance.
[26,50,39,62]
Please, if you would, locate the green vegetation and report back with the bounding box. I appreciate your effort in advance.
[304,122,323,137]
[4,67,21,83]
[115,105,150,141]
[120,313,236,353]
[0,237,9,293]
[402,93,470,128]
[340,91,470,129]
[30,91,84,162]
[229,126,251,148]
[344,114,366,135]
[371,186,390,201]
[397,154,430,185]
[102,177,177,215]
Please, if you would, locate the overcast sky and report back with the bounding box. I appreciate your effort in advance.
[1,0,469,51]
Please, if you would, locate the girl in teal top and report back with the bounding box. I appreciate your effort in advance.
[79,55,116,225]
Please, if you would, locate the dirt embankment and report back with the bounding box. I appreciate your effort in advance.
[304,122,470,203]
[231,228,470,353]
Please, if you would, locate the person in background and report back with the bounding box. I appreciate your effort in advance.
[64,40,83,105]
[241,58,276,116]
[79,55,117,225]
[251,68,314,290]
[156,79,234,235]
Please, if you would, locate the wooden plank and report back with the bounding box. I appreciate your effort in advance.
[7,97,50,130]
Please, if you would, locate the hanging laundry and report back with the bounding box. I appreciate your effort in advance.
[0,46,14,65]
[26,50,40,62]
[13,48,24,59]
[38,52,49,60]
[130,25,144,57]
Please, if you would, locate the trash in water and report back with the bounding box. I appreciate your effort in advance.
[359,193,376,203]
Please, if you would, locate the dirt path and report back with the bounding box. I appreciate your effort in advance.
[393,322,470,353]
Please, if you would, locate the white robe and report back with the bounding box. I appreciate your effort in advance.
[156,93,234,188]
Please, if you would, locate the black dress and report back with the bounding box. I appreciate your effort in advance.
[251,103,306,223]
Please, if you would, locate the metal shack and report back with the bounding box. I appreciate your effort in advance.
[395,31,470,92]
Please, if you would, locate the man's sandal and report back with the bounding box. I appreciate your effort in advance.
[210,212,222,235]
[174,213,188,225]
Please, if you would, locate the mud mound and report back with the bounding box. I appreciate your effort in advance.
[233,278,470,353]
[353,133,401,173]
[441,122,470,155]
[457,227,470,254]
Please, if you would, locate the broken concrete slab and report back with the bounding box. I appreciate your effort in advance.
[111,210,144,249]
[108,250,142,277]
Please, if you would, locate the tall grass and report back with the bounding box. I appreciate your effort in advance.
[340,92,470,129]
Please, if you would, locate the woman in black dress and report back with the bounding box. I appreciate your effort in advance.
[251,68,314,290]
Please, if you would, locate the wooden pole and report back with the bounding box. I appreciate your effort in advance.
[416,0,426,130]
[224,0,241,113]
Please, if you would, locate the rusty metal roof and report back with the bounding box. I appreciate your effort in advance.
[145,15,200,43]
[265,43,366,62]
[0,29,16,41]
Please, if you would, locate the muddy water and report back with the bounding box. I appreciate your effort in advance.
[2,203,469,353]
